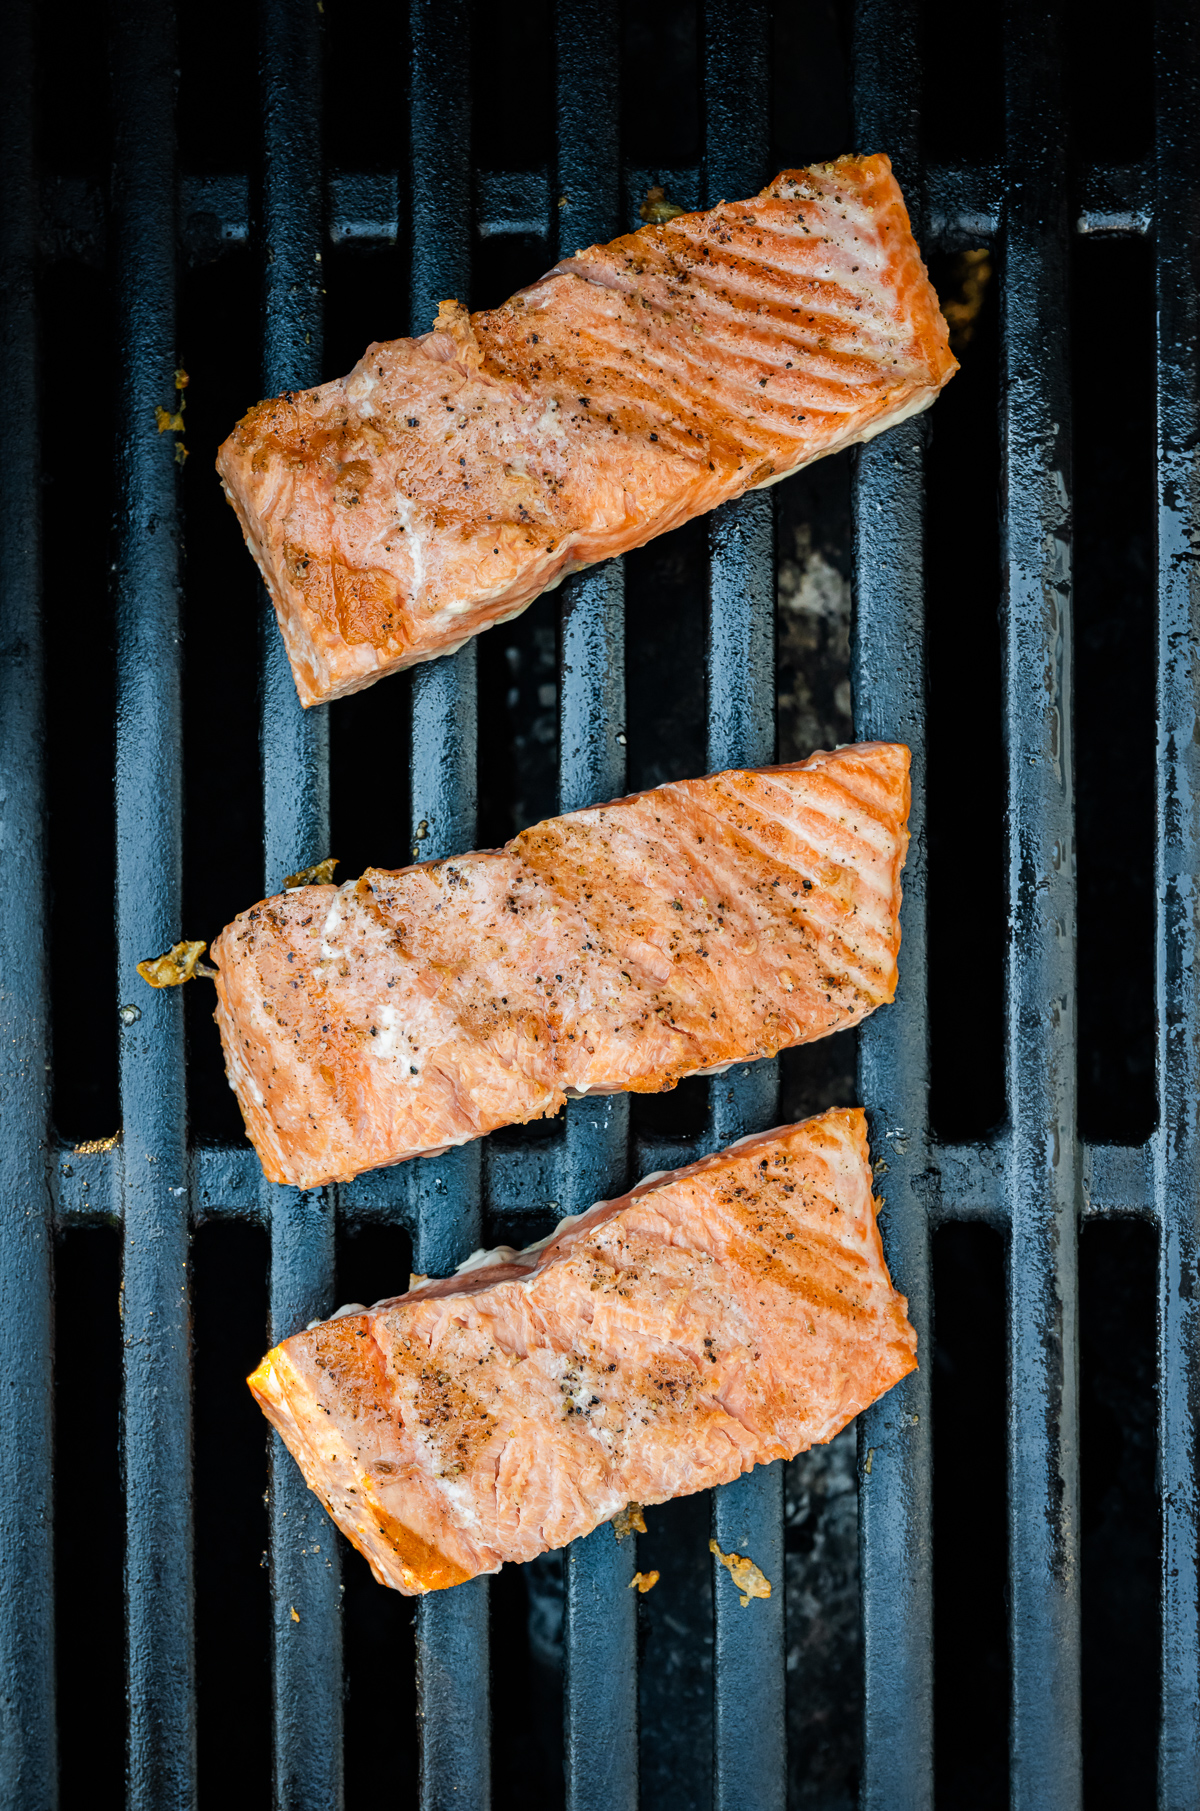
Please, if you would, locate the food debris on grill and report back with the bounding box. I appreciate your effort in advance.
[136,940,215,987]
[73,1133,121,1155]
[711,1539,773,1607]
[613,1503,648,1540]
[155,366,189,464]
[639,186,685,224]
[216,154,957,707]
[211,741,910,1188]
[283,856,339,890]
[630,1571,660,1593]
[247,1108,917,1594]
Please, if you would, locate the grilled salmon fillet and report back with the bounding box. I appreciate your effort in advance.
[217,154,956,706]
[247,1108,917,1593]
[211,742,910,1188]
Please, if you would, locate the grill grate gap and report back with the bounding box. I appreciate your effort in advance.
[177,0,258,177]
[193,1221,272,1804]
[1079,1219,1160,1809]
[621,1,701,170]
[43,255,119,1146]
[924,245,1006,1143]
[784,1427,862,1807]
[53,1229,126,1810]
[635,1490,715,1811]
[931,1222,1009,1811]
[1072,234,1158,1146]
[492,1558,565,1811]
[771,0,852,169]
[1066,0,1155,165]
[918,0,1004,164]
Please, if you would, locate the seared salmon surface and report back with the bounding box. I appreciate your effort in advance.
[212,743,910,1188]
[247,1108,917,1593]
[217,155,956,705]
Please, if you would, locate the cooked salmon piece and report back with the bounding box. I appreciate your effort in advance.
[217,154,956,706]
[211,742,910,1188]
[248,1108,916,1593]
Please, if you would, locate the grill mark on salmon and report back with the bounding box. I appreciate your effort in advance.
[247,1109,917,1593]
[211,743,910,1189]
[217,155,956,706]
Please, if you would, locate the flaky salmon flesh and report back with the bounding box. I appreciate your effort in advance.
[217,154,956,706]
[247,1108,917,1594]
[211,742,910,1189]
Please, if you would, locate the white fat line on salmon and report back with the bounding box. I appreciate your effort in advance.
[344,366,378,411]
[452,1207,590,1279]
[224,1026,270,1113]
[367,1003,423,1072]
[319,886,349,960]
[392,491,424,596]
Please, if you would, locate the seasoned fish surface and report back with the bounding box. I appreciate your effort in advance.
[218,155,956,705]
[248,1109,918,1593]
[212,742,910,1188]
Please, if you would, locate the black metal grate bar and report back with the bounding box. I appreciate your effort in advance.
[0,4,55,1803]
[706,482,786,1811]
[1002,8,1082,1804]
[553,7,640,1805]
[110,4,198,1805]
[851,5,934,1807]
[1153,1,1200,1798]
[34,159,1161,270]
[406,7,491,1807]
[258,5,343,1806]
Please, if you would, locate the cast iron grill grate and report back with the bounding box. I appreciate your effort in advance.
[0,1,1196,1806]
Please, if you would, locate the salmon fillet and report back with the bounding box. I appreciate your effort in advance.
[247,1108,917,1593]
[217,154,956,706]
[211,742,910,1188]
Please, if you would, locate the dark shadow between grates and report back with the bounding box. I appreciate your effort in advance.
[193,1221,272,1806]
[1079,1218,1160,1811]
[932,1221,1009,1811]
[43,256,119,1147]
[924,245,1006,1144]
[53,1229,125,1811]
[1071,234,1157,1148]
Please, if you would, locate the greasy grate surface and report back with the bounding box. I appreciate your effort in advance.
[0,1,1195,1807]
